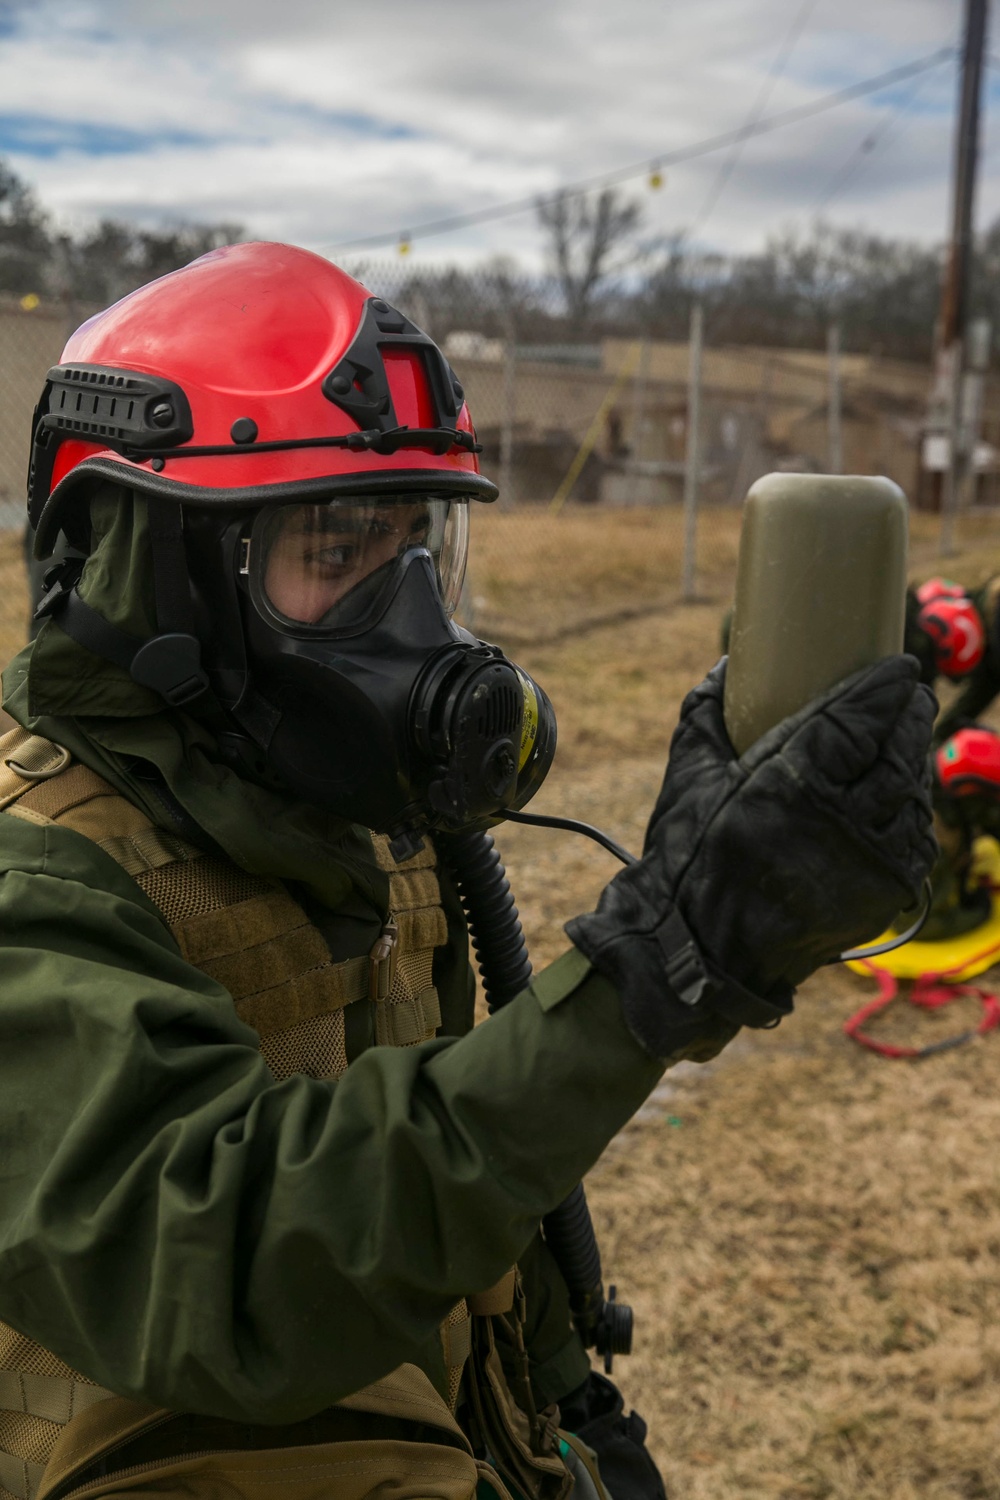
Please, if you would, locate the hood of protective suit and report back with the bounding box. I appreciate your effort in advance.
[3,486,387,912]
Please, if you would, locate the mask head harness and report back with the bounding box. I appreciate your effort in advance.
[28,242,555,854]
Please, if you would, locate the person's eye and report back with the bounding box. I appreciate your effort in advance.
[402,513,431,548]
[307,542,358,572]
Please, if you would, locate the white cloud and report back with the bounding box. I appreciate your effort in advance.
[0,0,989,269]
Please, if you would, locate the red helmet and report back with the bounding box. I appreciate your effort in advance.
[916,596,986,678]
[29,240,496,551]
[23,244,559,843]
[915,576,966,607]
[936,727,1000,797]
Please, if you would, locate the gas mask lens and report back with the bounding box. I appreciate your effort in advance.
[249,496,469,631]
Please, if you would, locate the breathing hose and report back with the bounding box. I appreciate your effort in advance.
[437,827,633,1373]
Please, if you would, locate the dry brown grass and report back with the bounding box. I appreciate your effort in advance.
[465,501,1000,647]
[486,503,1000,1499]
[590,996,1000,1500]
[0,531,28,671]
[5,499,1000,1497]
[465,504,741,643]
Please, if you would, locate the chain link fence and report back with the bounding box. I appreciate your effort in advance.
[0,297,78,526]
[3,268,999,647]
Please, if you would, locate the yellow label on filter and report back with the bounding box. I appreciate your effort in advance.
[516,669,539,771]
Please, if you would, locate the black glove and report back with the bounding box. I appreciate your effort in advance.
[560,1372,666,1500]
[567,655,937,1057]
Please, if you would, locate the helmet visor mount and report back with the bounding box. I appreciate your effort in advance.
[246,494,469,635]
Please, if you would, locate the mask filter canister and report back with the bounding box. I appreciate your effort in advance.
[395,647,555,859]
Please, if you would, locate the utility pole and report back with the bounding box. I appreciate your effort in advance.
[923,0,989,528]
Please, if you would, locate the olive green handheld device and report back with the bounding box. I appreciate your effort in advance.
[723,473,908,756]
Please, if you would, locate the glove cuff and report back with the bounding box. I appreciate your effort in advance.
[653,907,794,1030]
[566,900,793,1059]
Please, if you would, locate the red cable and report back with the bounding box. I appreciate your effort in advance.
[844,960,1000,1058]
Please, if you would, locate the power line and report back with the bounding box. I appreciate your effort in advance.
[688,0,820,237]
[317,46,954,254]
[814,124,888,213]
[813,54,948,212]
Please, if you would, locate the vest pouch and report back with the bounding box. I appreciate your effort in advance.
[554,1434,610,1500]
[464,1317,571,1500]
[42,1437,482,1500]
[34,1368,496,1500]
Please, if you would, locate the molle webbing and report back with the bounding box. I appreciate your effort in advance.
[0,729,448,1068]
[0,1327,112,1500]
[0,727,459,1490]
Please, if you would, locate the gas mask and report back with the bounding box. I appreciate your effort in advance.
[25,242,555,852]
[224,493,556,858]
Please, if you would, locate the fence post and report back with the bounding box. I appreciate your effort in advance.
[681,304,703,602]
[827,322,843,474]
[499,322,517,508]
[627,332,651,504]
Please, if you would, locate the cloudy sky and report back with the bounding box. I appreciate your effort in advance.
[0,0,998,269]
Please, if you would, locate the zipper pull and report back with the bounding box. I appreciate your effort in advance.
[368,918,399,1001]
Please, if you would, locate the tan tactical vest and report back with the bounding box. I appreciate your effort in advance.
[0,732,581,1500]
[0,729,578,1500]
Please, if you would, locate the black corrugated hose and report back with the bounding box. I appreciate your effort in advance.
[438,827,633,1371]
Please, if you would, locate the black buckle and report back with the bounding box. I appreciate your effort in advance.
[33,553,86,622]
[663,939,713,1007]
[656,909,716,1008]
[130,634,211,708]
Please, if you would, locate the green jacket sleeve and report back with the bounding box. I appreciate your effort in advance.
[0,815,686,1424]
[933,654,1000,743]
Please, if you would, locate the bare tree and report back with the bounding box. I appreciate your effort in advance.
[53,219,244,306]
[639,221,944,360]
[0,156,244,304]
[535,187,641,324]
[0,162,51,295]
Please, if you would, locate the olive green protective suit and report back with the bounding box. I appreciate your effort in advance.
[0,492,734,1427]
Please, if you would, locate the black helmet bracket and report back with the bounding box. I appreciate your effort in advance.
[322,296,465,434]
